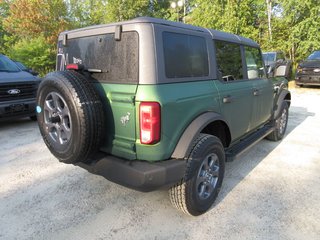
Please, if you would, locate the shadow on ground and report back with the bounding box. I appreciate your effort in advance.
[214,105,315,206]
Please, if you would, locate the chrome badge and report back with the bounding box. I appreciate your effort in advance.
[120,112,131,126]
[7,89,21,95]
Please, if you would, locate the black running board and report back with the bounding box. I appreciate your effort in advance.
[225,125,275,162]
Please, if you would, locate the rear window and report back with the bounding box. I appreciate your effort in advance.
[57,31,139,84]
[163,32,209,78]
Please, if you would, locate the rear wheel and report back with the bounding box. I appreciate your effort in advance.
[36,71,105,164]
[169,134,225,216]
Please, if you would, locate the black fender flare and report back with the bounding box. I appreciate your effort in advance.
[171,112,230,159]
[274,89,291,119]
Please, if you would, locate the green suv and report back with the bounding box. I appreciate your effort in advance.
[36,17,291,216]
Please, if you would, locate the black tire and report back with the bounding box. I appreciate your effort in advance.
[169,134,225,216]
[30,115,37,121]
[36,71,105,164]
[267,101,289,141]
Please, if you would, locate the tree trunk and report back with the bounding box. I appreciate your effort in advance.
[266,0,272,41]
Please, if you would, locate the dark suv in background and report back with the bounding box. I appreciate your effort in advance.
[296,50,320,87]
[0,54,40,121]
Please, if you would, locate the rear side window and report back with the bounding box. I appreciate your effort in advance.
[57,31,139,84]
[215,41,243,81]
[163,32,209,78]
[244,46,266,79]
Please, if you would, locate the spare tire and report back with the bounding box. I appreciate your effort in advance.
[36,71,105,164]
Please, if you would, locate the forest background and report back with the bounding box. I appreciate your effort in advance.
[0,0,319,76]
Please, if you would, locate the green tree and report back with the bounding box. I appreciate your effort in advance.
[66,0,171,27]
[189,0,261,40]
[281,0,320,62]
[66,0,107,27]
[3,0,70,75]
[4,0,70,44]
[0,0,11,54]
[103,0,150,22]
[8,35,55,76]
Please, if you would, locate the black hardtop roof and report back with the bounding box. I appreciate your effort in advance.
[60,17,259,48]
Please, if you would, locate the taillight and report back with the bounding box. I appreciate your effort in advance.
[66,64,83,70]
[140,102,161,144]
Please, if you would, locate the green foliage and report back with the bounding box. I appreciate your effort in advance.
[65,0,171,27]
[281,0,320,62]
[0,0,319,73]
[0,0,11,54]
[8,36,55,76]
[103,0,149,22]
[190,0,320,64]
[66,0,107,27]
[189,0,260,40]
[4,0,70,44]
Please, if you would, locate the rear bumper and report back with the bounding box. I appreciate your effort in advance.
[0,99,36,121]
[76,155,186,192]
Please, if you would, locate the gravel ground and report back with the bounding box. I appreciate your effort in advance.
[0,86,319,240]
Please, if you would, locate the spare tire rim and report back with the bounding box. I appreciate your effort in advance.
[196,153,220,200]
[43,92,72,145]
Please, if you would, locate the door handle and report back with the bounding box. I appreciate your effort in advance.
[253,89,260,96]
[223,95,233,103]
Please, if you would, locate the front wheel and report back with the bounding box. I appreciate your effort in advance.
[169,134,225,216]
[267,101,289,141]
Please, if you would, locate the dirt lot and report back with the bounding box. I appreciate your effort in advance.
[0,86,319,240]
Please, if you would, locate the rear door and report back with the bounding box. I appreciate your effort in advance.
[213,40,255,141]
[56,31,139,160]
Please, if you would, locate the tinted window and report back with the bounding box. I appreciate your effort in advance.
[0,55,21,72]
[57,32,139,83]
[245,46,266,79]
[215,41,243,81]
[163,32,209,78]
